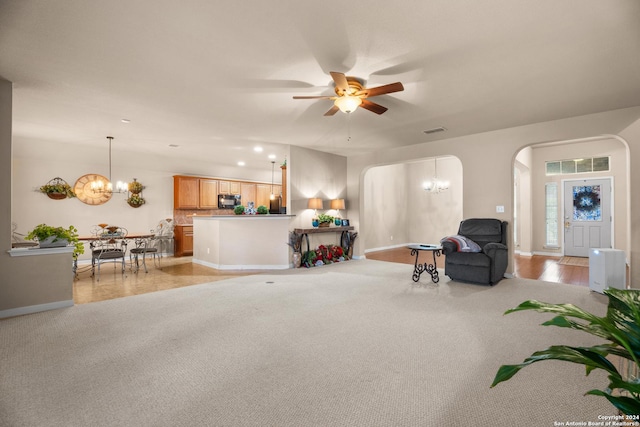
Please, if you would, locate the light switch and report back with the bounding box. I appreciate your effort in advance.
[496,205,505,213]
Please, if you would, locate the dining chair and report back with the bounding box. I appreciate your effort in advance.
[90,226,128,281]
[129,219,174,273]
[129,236,155,273]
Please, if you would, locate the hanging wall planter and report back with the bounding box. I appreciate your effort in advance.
[126,194,145,208]
[126,178,146,208]
[38,177,76,200]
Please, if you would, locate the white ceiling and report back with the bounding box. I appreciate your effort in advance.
[1,0,640,172]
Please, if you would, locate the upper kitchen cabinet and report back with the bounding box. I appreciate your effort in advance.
[199,179,219,209]
[174,176,199,209]
[219,180,241,195]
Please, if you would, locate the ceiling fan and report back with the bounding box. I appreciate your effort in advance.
[293,71,404,116]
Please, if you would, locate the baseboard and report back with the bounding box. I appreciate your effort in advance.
[532,251,563,257]
[0,300,74,319]
[514,250,533,257]
[192,258,289,270]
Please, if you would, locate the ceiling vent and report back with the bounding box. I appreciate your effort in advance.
[423,127,447,135]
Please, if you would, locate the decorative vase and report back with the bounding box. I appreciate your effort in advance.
[128,201,143,208]
[292,251,302,268]
[334,218,342,226]
[312,219,319,227]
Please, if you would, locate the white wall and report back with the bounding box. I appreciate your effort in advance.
[288,145,348,251]
[362,157,463,251]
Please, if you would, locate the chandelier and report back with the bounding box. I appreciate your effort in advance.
[423,157,449,193]
[91,136,127,194]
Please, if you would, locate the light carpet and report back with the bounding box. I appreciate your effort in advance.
[0,260,615,427]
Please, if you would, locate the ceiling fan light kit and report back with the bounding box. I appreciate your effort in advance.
[334,95,362,113]
[293,71,404,116]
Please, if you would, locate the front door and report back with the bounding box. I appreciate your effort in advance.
[563,178,612,257]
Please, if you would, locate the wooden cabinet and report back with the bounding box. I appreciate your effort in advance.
[174,176,199,209]
[199,179,219,209]
[256,184,272,208]
[240,183,256,206]
[219,180,241,195]
[174,175,277,211]
[174,225,193,256]
[218,180,230,195]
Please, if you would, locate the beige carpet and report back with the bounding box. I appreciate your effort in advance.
[0,260,614,426]
[558,256,589,267]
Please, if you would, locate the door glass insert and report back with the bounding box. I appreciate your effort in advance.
[573,185,601,221]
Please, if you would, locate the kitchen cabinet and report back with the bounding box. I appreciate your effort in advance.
[174,176,199,209]
[240,183,256,207]
[174,225,193,256]
[256,184,272,208]
[199,179,219,209]
[220,180,241,195]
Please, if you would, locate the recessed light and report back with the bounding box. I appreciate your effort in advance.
[237,161,245,166]
[268,154,276,160]
[121,119,131,123]
[254,147,263,153]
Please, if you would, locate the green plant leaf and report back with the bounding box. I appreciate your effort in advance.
[491,345,619,388]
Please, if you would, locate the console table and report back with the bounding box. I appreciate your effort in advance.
[294,226,356,255]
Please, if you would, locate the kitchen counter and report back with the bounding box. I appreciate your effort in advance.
[192,215,294,270]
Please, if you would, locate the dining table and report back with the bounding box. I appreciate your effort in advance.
[75,232,156,277]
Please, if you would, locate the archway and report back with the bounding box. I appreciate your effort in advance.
[361,156,463,253]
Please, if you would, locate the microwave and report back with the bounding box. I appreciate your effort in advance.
[218,194,241,209]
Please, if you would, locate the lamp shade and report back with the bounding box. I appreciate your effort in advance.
[307,198,323,210]
[330,199,345,210]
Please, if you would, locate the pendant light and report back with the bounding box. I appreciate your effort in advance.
[91,136,127,194]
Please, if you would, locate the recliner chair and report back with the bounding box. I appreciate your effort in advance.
[441,218,508,285]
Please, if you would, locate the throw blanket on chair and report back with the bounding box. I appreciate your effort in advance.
[440,235,482,252]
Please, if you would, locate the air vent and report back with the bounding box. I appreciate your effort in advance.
[423,127,447,135]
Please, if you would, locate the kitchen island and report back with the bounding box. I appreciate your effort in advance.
[192,215,294,270]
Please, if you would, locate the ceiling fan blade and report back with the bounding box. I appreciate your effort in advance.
[293,95,334,100]
[355,82,404,98]
[324,105,340,116]
[330,71,350,93]
[360,99,388,115]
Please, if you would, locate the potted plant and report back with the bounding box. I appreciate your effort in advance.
[256,205,268,215]
[317,213,334,228]
[234,205,245,215]
[128,178,144,194]
[26,223,85,259]
[491,288,640,416]
[126,194,146,208]
[38,177,76,199]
